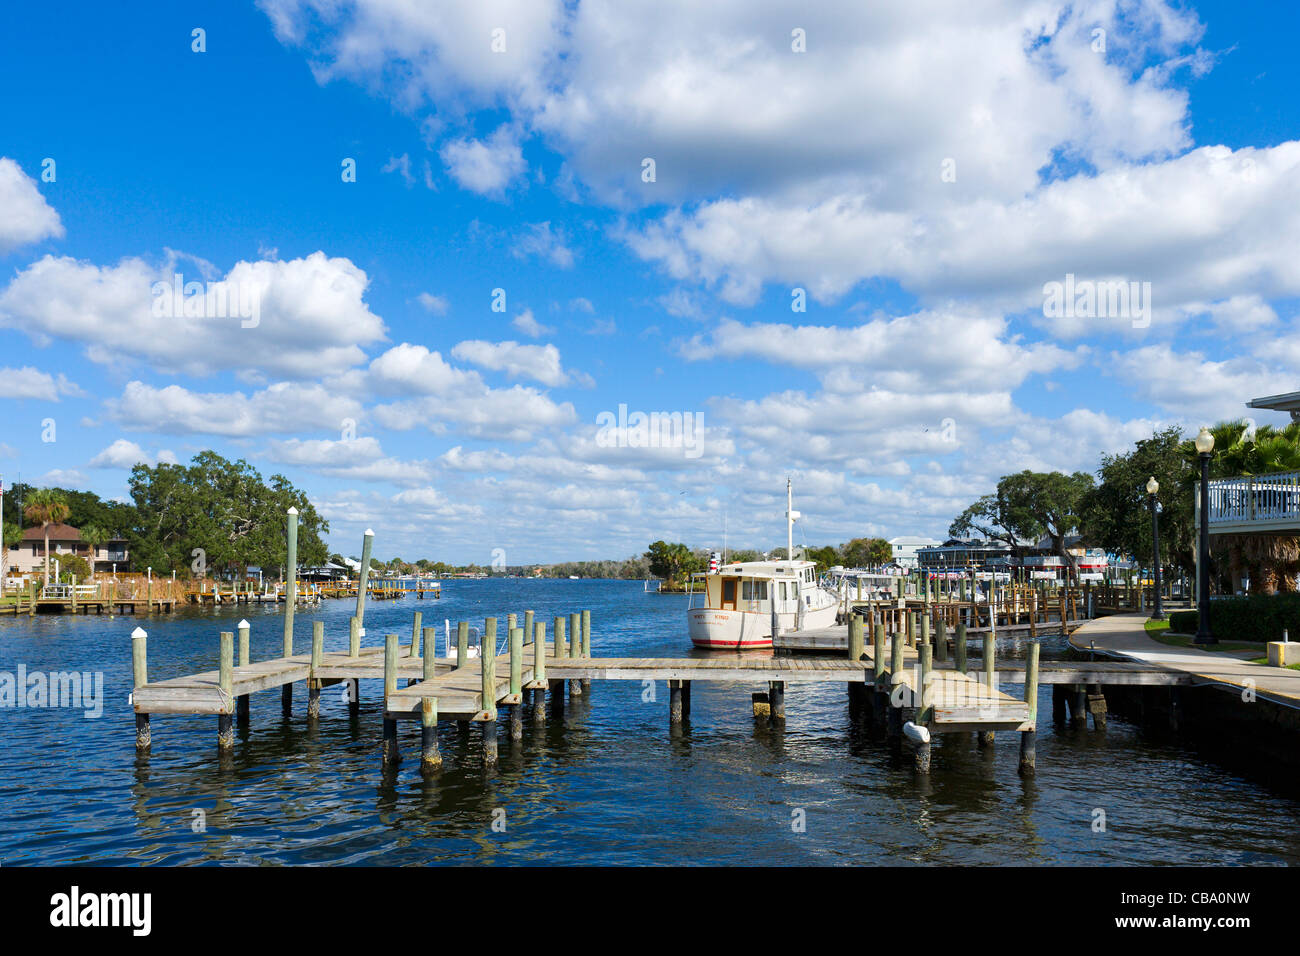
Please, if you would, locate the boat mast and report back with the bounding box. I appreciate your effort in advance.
[785,478,800,560]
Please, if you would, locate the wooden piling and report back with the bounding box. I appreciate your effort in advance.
[509,626,524,741]
[769,680,785,723]
[422,627,437,682]
[554,615,567,658]
[1087,683,1108,730]
[132,627,150,751]
[307,621,324,719]
[568,612,582,697]
[349,615,360,657]
[1073,685,1088,729]
[482,618,498,765]
[218,630,234,750]
[282,508,298,654]
[410,610,422,657]
[382,634,400,766]
[979,630,995,749]
[915,643,932,773]
[847,614,864,661]
[1019,641,1040,775]
[954,622,967,673]
[523,610,534,645]
[354,528,374,628]
[456,621,469,668]
[581,609,592,692]
[934,617,948,663]
[669,679,683,723]
[237,619,251,723]
[533,621,547,725]
[421,697,441,773]
[873,622,888,726]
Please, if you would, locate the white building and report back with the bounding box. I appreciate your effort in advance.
[888,535,941,569]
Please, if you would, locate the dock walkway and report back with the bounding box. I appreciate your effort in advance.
[1070,613,1300,709]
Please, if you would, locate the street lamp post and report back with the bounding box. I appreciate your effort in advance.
[1146,476,1164,621]
[1195,427,1216,644]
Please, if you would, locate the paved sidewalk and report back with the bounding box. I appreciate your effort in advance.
[1070,613,1300,709]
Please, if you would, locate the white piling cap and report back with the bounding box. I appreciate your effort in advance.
[131,627,147,640]
[364,528,374,537]
[287,506,298,515]
[238,619,249,629]
[902,721,931,745]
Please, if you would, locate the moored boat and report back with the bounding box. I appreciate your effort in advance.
[685,480,839,649]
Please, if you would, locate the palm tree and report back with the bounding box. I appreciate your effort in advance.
[23,489,70,586]
[80,525,109,572]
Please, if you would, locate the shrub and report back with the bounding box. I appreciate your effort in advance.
[1168,594,1300,643]
[57,554,93,582]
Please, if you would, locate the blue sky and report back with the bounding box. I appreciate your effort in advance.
[1,0,1298,563]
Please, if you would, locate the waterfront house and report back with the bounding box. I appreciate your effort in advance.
[6,523,130,575]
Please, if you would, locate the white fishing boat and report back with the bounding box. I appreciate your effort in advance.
[686,480,840,649]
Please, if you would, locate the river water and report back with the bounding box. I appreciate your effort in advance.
[2,578,1297,865]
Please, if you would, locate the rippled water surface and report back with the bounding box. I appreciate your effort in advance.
[2,579,1298,865]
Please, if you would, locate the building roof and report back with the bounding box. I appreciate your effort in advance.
[20,523,81,541]
[889,535,941,546]
[1247,390,1300,414]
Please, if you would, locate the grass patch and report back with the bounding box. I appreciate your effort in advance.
[1142,618,1260,653]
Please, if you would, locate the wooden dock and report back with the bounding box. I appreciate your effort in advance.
[117,515,1220,782]
[127,603,1194,777]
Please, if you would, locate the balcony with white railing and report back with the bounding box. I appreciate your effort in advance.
[1207,471,1300,533]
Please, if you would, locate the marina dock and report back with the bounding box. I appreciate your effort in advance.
[128,605,1194,777]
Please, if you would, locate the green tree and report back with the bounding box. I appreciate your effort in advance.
[1080,426,1194,573]
[58,553,91,583]
[128,452,328,579]
[645,541,700,586]
[949,493,1022,551]
[23,488,71,585]
[806,545,841,573]
[842,537,893,567]
[1000,471,1095,579]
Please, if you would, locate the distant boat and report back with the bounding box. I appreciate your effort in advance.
[685,479,838,649]
[568,575,580,580]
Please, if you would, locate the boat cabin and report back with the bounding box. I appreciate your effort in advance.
[693,560,818,612]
